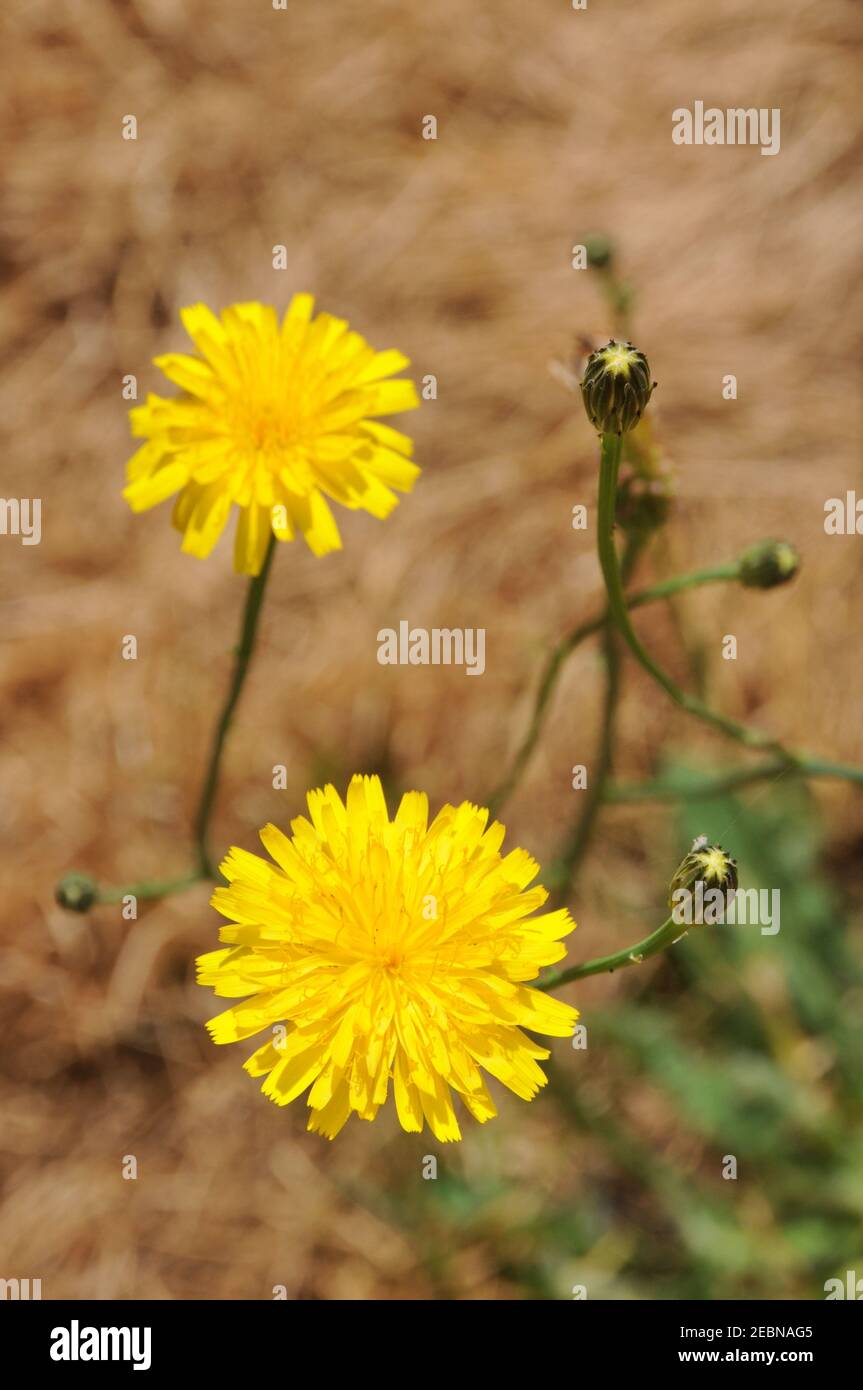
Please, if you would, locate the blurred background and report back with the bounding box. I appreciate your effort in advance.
[2,0,862,1300]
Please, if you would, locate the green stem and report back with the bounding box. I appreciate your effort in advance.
[539,915,683,991]
[547,621,620,905]
[487,559,741,818]
[56,535,280,913]
[628,563,741,609]
[54,868,206,912]
[96,873,203,904]
[598,265,634,339]
[597,433,788,757]
[607,754,863,803]
[546,531,647,903]
[193,533,278,878]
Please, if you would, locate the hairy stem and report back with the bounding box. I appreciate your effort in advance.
[539,914,683,991]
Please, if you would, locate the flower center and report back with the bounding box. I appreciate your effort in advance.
[224,381,311,458]
[380,945,405,972]
[699,848,730,882]
[600,344,638,376]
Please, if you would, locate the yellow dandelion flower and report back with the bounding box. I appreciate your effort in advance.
[123,297,421,575]
[197,774,578,1141]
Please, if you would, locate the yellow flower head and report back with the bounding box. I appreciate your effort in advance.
[123,297,421,575]
[197,775,578,1141]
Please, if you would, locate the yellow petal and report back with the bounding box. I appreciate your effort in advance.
[122,462,189,511]
[298,490,342,557]
[233,504,272,575]
[364,378,421,416]
[153,352,217,399]
[393,1052,423,1133]
[307,1081,352,1139]
[353,350,411,384]
[262,1041,328,1106]
[180,483,233,558]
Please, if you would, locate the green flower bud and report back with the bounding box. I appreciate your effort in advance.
[582,233,615,271]
[668,836,738,913]
[739,539,800,590]
[580,340,656,436]
[56,872,98,913]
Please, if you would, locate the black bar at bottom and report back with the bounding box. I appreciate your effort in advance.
[1,1296,860,1374]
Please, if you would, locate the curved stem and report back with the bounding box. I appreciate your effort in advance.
[488,631,591,820]
[193,534,278,878]
[56,537,280,913]
[539,914,683,991]
[797,756,863,787]
[487,559,741,818]
[548,531,650,902]
[607,754,863,803]
[629,563,741,605]
[597,433,790,757]
[547,622,620,904]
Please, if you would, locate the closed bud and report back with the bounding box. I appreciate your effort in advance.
[56,872,98,913]
[739,539,800,590]
[580,340,656,436]
[668,836,738,913]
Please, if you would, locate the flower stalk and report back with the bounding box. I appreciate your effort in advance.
[607,754,863,802]
[488,555,755,817]
[543,529,647,902]
[539,914,684,991]
[55,533,279,909]
[597,432,789,756]
[545,621,620,905]
[193,532,278,878]
[96,873,203,905]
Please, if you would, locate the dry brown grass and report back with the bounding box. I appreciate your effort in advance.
[1,0,862,1299]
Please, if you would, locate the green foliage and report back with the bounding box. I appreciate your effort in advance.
[381,781,862,1300]
[577,783,861,1297]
